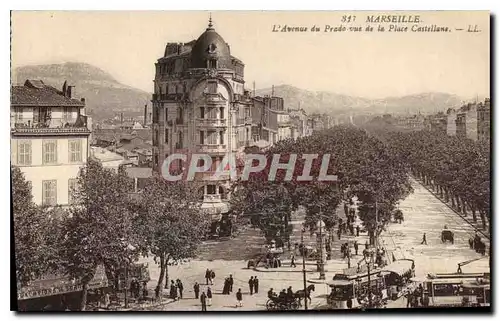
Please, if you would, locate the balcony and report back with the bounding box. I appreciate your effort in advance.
[11,117,90,136]
[197,144,227,153]
[196,118,227,127]
[194,171,231,181]
[204,93,226,105]
[153,93,186,101]
[203,194,222,203]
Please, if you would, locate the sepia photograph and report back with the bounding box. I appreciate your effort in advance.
[10,10,490,312]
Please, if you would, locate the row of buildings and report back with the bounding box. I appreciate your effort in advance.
[392,98,491,142]
[10,18,335,226]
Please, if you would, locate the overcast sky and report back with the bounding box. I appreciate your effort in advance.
[11,11,489,99]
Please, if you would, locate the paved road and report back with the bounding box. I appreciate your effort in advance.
[139,178,489,311]
[380,178,490,277]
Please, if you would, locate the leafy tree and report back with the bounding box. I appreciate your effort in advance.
[133,175,209,296]
[60,159,135,310]
[12,166,52,286]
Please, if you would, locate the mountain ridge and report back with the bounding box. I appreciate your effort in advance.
[13,62,465,119]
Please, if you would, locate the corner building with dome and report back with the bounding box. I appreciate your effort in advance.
[151,18,282,235]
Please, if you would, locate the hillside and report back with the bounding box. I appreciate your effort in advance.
[256,85,463,116]
[12,63,463,120]
[12,62,151,120]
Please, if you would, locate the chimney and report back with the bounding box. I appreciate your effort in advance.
[143,104,148,127]
[67,86,74,98]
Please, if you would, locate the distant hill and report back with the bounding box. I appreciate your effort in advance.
[12,62,151,120]
[12,63,464,121]
[256,85,463,116]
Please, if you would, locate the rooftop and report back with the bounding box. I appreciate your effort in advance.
[11,80,85,107]
[91,147,124,162]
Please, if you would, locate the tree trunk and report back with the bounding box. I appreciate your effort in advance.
[444,189,449,202]
[479,210,487,230]
[368,230,375,246]
[451,195,455,207]
[80,281,89,311]
[165,256,170,289]
[471,205,477,222]
[461,199,467,215]
[156,253,166,297]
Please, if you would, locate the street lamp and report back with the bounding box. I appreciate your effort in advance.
[316,219,326,280]
[300,227,308,311]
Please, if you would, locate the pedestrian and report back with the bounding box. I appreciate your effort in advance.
[170,280,178,301]
[344,203,349,216]
[290,254,296,267]
[207,287,212,306]
[421,233,427,245]
[229,274,234,292]
[354,241,359,256]
[223,277,229,295]
[210,270,216,284]
[347,298,353,309]
[200,291,207,311]
[356,225,360,237]
[194,282,200,299]
[236,288,243,307]
[254,276,259,294]
[205,269,211,285]
[365,240,369,250]
[340,243,345,257]
[248,276,254,295]
[176,279,184,299]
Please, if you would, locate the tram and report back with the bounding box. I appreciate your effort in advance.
[326,259,415,309]
[412,272,490,307]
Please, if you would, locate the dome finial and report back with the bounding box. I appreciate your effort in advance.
[208,13,213,29]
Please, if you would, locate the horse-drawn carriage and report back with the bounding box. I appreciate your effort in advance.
[266,285,315,311]
[247,246,283,269]
[441,229,454,244]
[266,295,300,311]
[470,235,487,255]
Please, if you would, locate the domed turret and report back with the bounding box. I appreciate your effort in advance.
[190,16,232,69]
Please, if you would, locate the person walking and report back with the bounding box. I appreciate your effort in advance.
[421,233,427,245]
[200,292,207,311]
[356,225,360,237]
[290,254,296,268]
[347,298,353,309]
[194,282,200,299]
[223,277,229,295]
[210,270,216,285]
[207,287,213,306]
[229,274,234,293]
[354,241,359,256]
[205,269,211,285]
[176,279,184,299]
[254,276,259,294]
[248,276,254,295]
[170,280,178,301]
[236,288,243,307]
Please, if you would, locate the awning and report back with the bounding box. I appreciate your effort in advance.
[382,260,414,276]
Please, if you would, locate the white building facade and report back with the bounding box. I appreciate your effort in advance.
[11,80,91,206]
